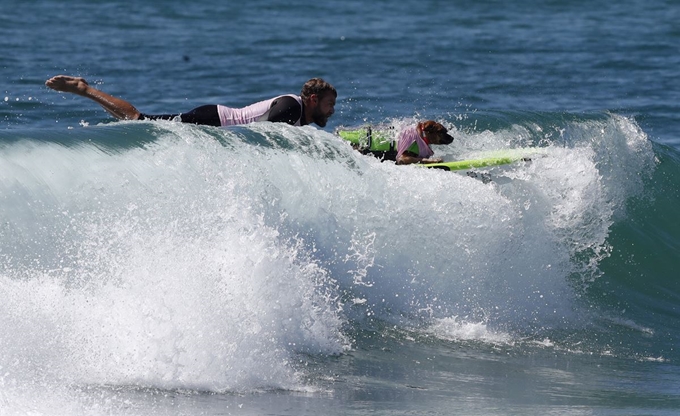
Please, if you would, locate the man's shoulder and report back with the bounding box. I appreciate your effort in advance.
[266,95,303,125]
[272,94,301,106]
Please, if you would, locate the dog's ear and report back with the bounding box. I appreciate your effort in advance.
[421,120,438,133]
[421,120,454,144]
[422,120,446,134]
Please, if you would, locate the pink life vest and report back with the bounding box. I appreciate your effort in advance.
[396,125,434,159]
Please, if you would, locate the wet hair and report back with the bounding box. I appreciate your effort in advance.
[301,78,337,101]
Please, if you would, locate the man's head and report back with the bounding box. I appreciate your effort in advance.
[301,78,337,127]
[420,120,454,145]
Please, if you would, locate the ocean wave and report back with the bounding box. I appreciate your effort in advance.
[0,111,670,394]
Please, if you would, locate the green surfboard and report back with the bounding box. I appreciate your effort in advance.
[423,152,533,171]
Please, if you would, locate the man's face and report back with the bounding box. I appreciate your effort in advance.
[311,93,336,127]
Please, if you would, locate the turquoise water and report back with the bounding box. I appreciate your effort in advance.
[1,1,679,415]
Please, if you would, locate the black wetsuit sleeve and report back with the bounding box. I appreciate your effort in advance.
[139,104,221,127]
[262,96,302,125]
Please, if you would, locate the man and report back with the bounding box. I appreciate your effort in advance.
[45,75,336,128]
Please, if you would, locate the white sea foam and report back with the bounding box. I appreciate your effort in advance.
[427,316,513,344]
[0,126,349,397]
[0,114,656,408]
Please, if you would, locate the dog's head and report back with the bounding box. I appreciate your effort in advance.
[421,120,454,145]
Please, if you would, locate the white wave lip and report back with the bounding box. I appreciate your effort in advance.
[0,128,349,398]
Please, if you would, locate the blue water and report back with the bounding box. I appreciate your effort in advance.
[1,0,679,415]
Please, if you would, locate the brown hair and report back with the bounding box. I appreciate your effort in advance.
[301,78,337,101]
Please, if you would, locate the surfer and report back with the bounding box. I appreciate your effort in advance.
[44,75,336,128]
[395,120,455,165]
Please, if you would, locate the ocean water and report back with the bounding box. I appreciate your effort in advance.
[1,0,679,415]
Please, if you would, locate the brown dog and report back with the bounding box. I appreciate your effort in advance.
[395,121,454,165]
[342,120,454,163]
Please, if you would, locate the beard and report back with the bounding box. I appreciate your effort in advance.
[312,107,329,127]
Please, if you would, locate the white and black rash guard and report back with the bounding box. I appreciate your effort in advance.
[139,94,305,127]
